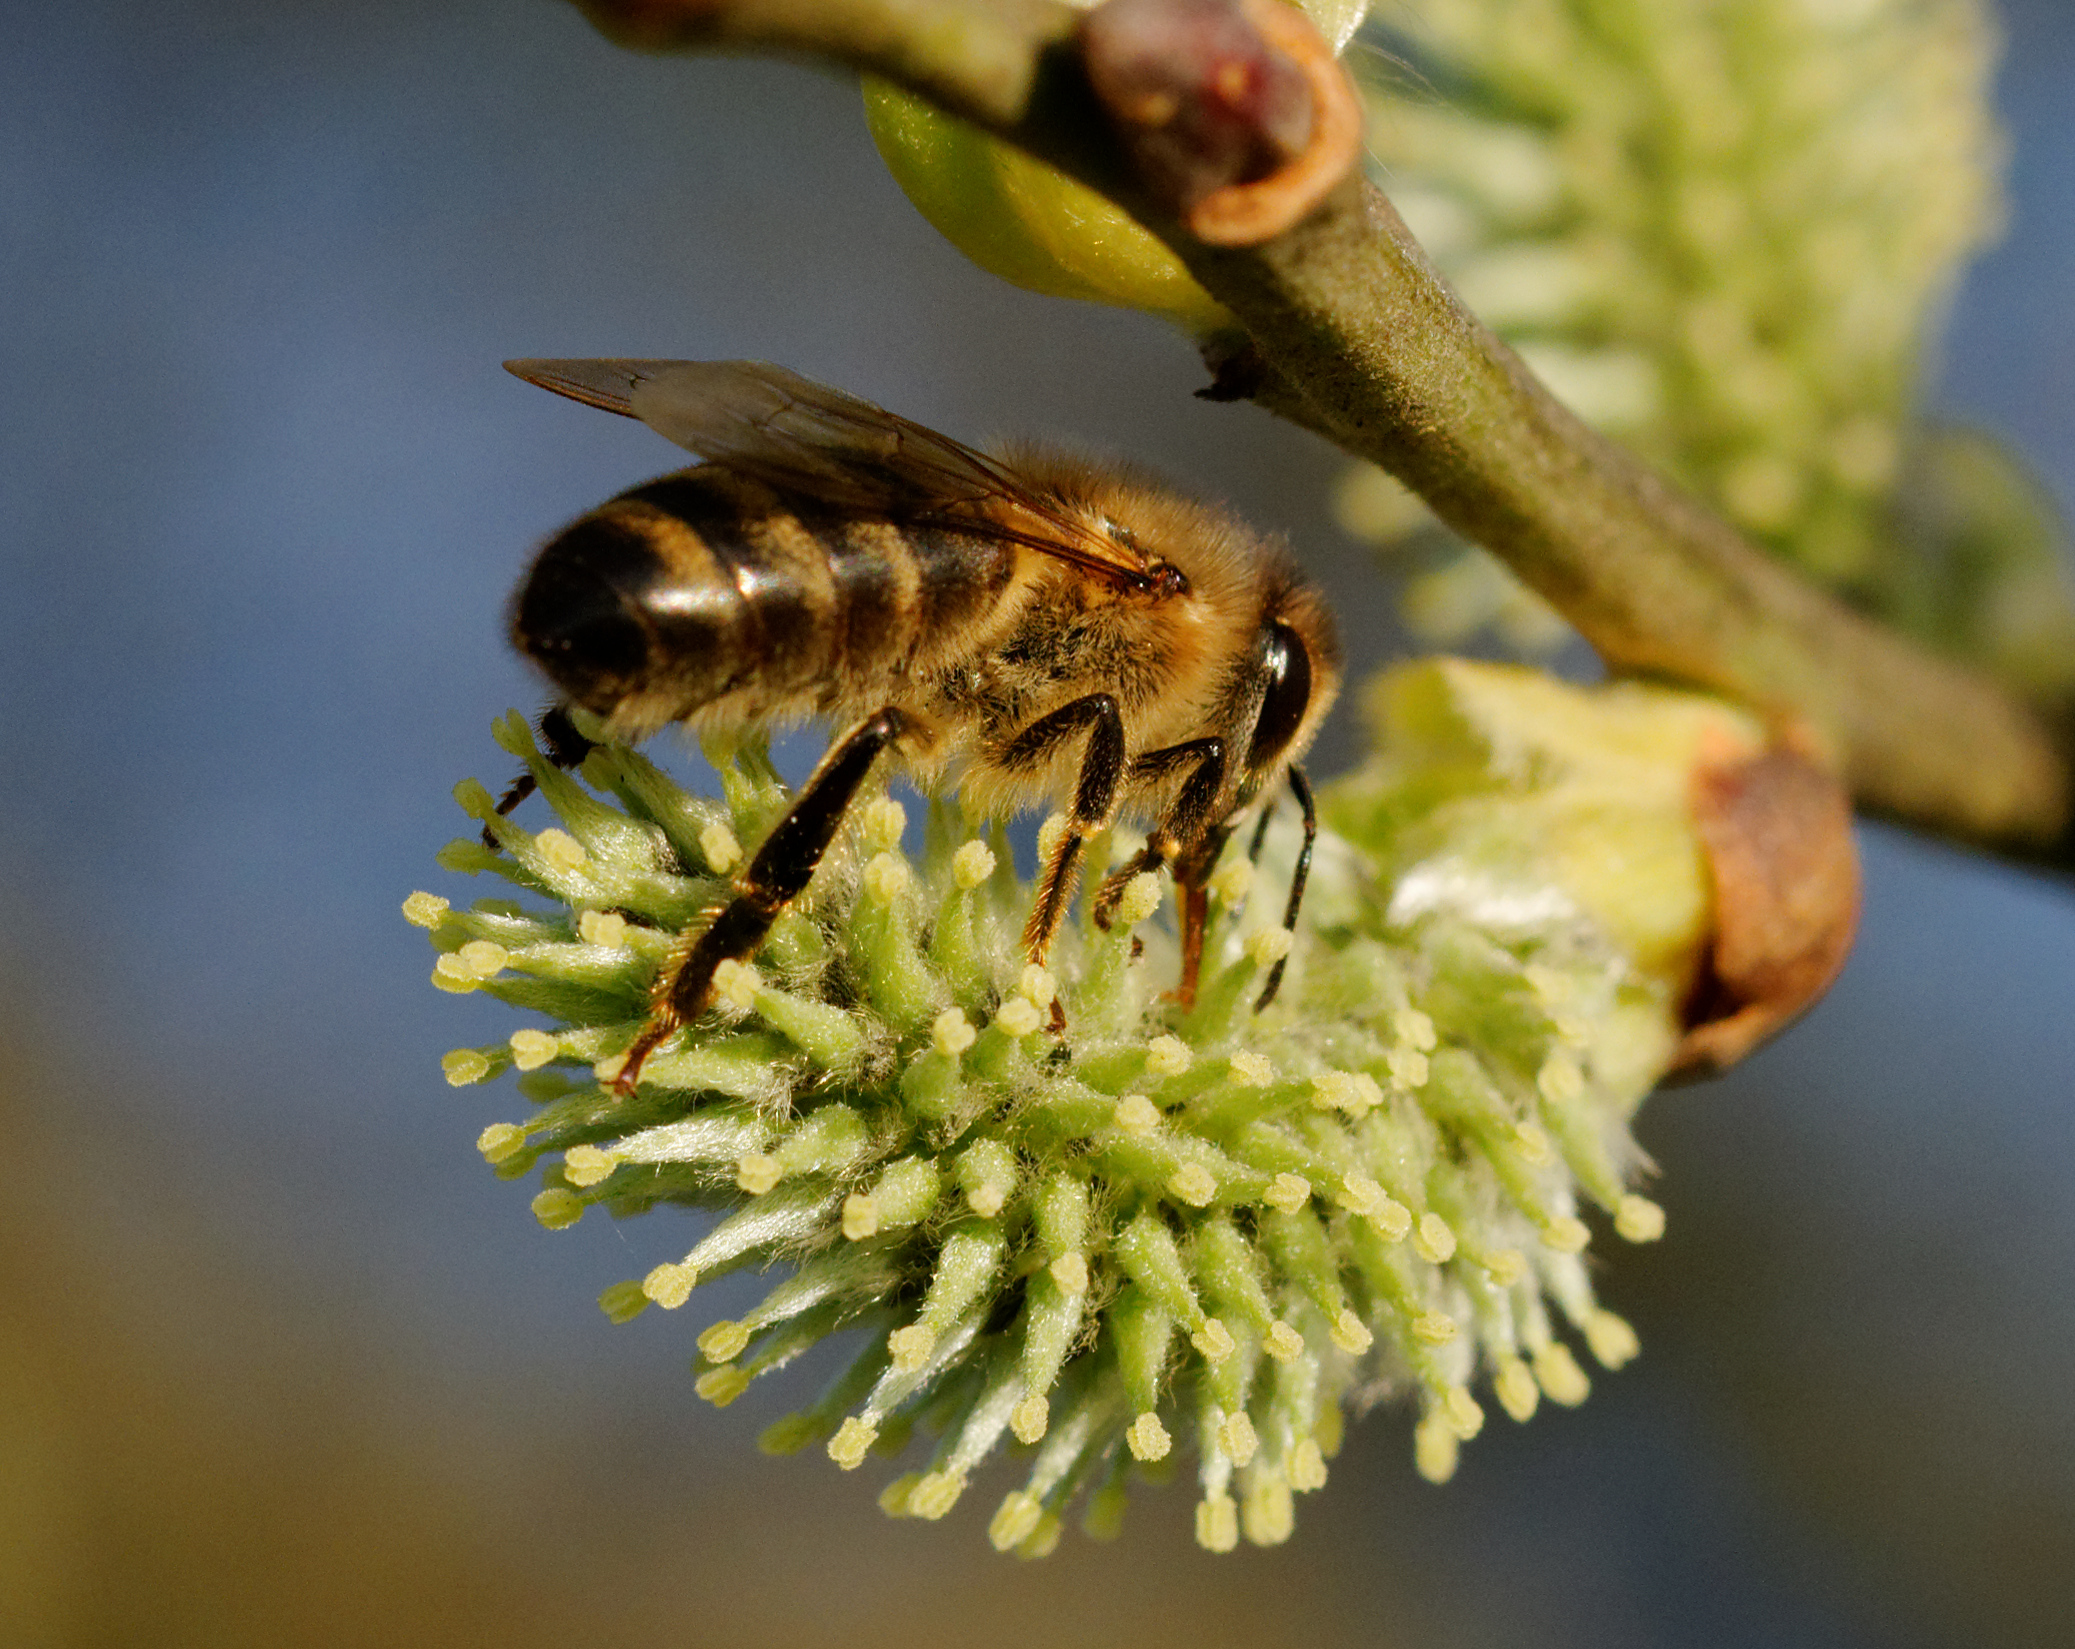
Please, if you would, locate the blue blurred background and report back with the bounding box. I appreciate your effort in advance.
[1,1,2070,1643]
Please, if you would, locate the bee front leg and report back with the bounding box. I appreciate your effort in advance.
[1253,767,1317,1011]
[1088,737,1233,1008]
[996,695,1127,977]
[612,707,911,1096]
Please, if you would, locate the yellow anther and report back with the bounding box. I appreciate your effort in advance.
[1369,1197,1413,1242]
[1414,1413,1460,1484]
[1048,1252,1090,1294]
[734,1153,781,1195]
[712,958,760,1013]
[1414,1212,1458,1265]
[430,955,477,993]
[1145,1034,1192,1079]
[577,909,627,948]
[861,796,906,851]
[989,1490,1045,1551]
[1312,1070,1380,1114]
[863,851,910,902]
[592,1052,629,1085]
[841,1192,880,1241]
[1484,1247,1528,1289]
[1392,1005,1438,1050]
[401,891,449,928]
[1443,1385,1485,1439]
[1016,1511,1064,1559]
[1208,855,1254,906]
[1018,963,1058,1010]
[967,1180,1008,1219]
[1112,1093,1161,1135]
[642,1262,696,1309]
[1287,1438,1328,1492]
[457,939,508,978]
[562,1144,617,1188]
[1264,1172,1312,1214]
[1241,1471,1294,1546]
[698,1320,752,1363]
[530,1188,582,1230]
[442,1048,492,1086]
[827,1416,878,1469]
[1168,1163,1217,1207]
[1495,1355,1540,1422]
[694,1366,750,1406]
[1010,1395,1049,1444]
[1336,1172,1385,1217]
[1615,1194,1666,1243]
[1386,1045,1430,1090]
[1228,1049,1273,1087]
[476,1122,526,1164]
[1534,1342,1592,1406]
[1585,1308,1642,1369]
[1195,1493,1240,1553]
[698,820,742,874]
[1263,1321,1305,1363]
[931,1007,976,1056]
[995,996,1043,1038]
[1537,1050,1585,1105]
[508,1027,557,1070]
[1035,812,1070,865]
[908,1470,967,1520]
[1218,1410,1259,1467]
[952,838,996,888]
[888,1324,936,1372]
[1330,1310,1373,1354]
[535,828,588,873]
[1126,1412,1171,1462]
[877,1473,921,1518]
[1246,927,1292,968]
[1314,1402,1345,1460]
[1190,1317,1236,1362]
[1512,1122,1555,1166]
[1541,1215,1591,1254]
[1114,871,1162,925]
[597,1280,648,1325]
[1412,1310,1457,1345]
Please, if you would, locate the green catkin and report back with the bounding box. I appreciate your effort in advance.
[423,669,1711,1550]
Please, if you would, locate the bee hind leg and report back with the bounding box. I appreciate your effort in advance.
[482,705,597,848]
[611,707,911,1096]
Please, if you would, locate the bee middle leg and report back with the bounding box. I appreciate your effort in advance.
[995,694,1126,972]
[611,706,911,1096]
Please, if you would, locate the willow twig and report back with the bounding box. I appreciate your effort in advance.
[570,0,2072,855]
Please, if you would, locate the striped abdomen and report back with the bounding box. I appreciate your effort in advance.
[511,468,1016,733]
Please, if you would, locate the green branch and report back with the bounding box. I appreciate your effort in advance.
[571,0,2072,854]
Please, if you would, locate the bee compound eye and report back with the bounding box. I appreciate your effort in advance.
[1246,621,1313,770]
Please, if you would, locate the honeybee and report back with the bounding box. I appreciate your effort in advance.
[501,359,1340,1092]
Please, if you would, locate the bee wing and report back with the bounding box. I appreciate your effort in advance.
[506,357,1154,588]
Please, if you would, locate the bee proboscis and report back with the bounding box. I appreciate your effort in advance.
[501,358,1341,1092]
